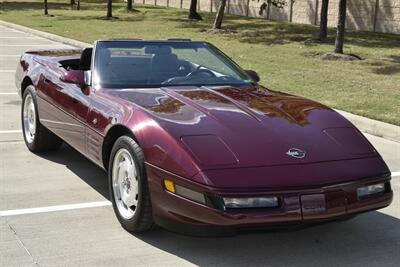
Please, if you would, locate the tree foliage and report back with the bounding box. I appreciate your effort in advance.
[259,0,290,16]
[269,0,289,8]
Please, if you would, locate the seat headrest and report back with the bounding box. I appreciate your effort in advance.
[79,48,92,71]
[145,46,172,55]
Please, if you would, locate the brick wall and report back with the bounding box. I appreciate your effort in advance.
[143,0,400,34]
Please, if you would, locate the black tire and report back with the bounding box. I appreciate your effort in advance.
[21,85,62,152]
[108,136,154,232]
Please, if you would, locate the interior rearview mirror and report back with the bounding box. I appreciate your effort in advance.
[245,70,260,83]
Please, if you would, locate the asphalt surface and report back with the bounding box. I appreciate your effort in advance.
[0,24,399,267]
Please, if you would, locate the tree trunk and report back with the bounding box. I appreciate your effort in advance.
[70,0,75,8]
[266,1,271,20]
[334,0,346,53]
[44,0,48,15]
[318,0,329,41]
[289,0,294,22]
[213,0,227,29]
[77,0,80,10]
[127,0,133,11]
[107,0,112,18]
[188,0,202,20]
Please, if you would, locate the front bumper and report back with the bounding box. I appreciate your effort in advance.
[146,164,393,236]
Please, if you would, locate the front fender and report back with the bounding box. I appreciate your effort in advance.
[127,109,202,179]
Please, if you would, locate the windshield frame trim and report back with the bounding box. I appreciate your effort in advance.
[92,40,256,89]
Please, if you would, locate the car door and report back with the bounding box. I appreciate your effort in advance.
[37,68,89,154]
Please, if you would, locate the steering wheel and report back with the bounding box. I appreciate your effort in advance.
[161,66,217,85]
[186,66,216,78]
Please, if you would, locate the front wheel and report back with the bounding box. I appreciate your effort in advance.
[21,85,62,152]
[108,136,154,232]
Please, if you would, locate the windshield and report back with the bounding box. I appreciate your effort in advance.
[92,41,253,88]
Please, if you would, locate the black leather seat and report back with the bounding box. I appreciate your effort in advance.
[79,48,93,71]
[145,46,182,84]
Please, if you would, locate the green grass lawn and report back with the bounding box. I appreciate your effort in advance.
[1,0,399,125]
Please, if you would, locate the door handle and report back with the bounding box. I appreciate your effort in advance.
[72,97,79,104]
[43,78,51,83]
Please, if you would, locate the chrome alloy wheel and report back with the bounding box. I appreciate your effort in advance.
[23,94,36,144]
[112,148,139,219]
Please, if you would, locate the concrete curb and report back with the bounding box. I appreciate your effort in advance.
[2,20,399,143]
[336,110,400,143]
[0,20,91,48]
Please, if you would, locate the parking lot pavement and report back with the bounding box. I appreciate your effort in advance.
[0,24,399,267]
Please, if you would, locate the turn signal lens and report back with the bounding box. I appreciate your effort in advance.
[163,179,206,204]
[164,179,175,193]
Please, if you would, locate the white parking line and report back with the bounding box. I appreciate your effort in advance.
[0,70,15,73]
[0,140,24,145]
[0,44,60,47]
[0,130,22,134]
[0,54,21,57]
[0,92,18,95]
[0,201,112,217]
[0,37,40,39]
[392,171,400,177]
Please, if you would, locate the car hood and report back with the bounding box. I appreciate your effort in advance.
[106,85,377,171]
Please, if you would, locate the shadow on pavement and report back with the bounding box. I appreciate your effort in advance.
[38,143,109,200]
[36,143,399,266]
[135,211,400,266]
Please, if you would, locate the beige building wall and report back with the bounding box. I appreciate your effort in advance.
[346,0,375,31]
[156,0,169,7]
[167,0,184,8]
[228,0,249,16]
[144,0,399,34]
[377,0,400,33]
[143,0,155,6]
[291,0,317,24]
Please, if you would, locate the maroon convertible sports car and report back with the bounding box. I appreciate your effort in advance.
[16,40,392,235]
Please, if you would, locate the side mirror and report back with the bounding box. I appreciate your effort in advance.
[60,70,85,87]
[245,70,260,83]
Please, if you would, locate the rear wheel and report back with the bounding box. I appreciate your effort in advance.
[108,136,154,232]
[21,86,62,152]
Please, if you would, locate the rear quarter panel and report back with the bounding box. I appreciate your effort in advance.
[15,49,82,95]
[15,53,40,96]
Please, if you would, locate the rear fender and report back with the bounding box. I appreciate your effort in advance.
[15,53,42,96]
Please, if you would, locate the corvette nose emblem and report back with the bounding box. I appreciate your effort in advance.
[286,148,306,159]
